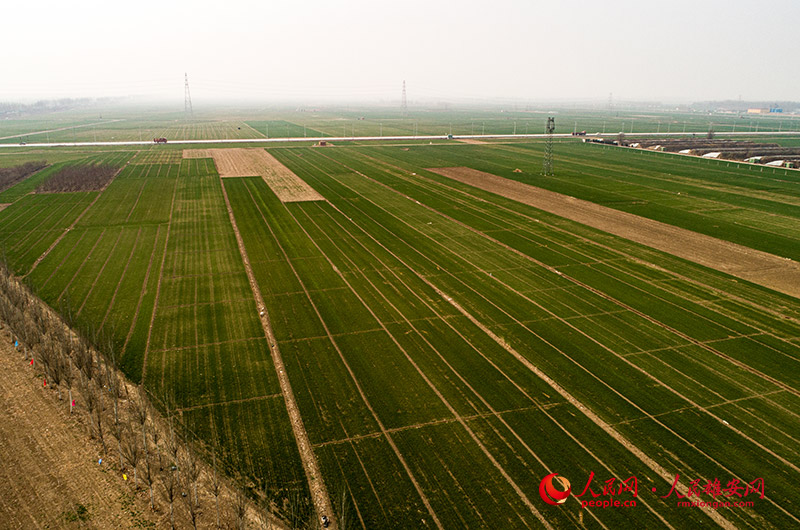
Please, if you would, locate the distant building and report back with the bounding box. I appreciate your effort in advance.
[747,108,769,114]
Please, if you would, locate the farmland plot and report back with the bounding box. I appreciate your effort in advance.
[143,157,308,510]
[225,176,720,528]
[5,135,800,529]
[261,145,800,528]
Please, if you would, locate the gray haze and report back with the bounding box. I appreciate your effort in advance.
[4,0,798,104]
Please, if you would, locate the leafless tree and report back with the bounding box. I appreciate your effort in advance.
[183,449,202,507]
[181,474,200,530]
[210,453,223,529]
[122,429,142,489]
[81,376,98,438]
[161,469,178,530]
[141,455,157,510]
[132,393,150,457]
[93,388,107,455]
[234,490,248,530]
[0,161,47,191]
[36,164,119,193]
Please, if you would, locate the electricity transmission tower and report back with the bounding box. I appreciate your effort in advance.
[542,117,555,176]
[401,80,408,115]
[184,73,194,119]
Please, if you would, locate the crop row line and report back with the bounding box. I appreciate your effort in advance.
[159,297,255,310]
[222,176,337,529]
[237,178,447,528]
[313,402,557,449]
[75,228,126,316]
[175,392,283,414]
[140,174,181,385]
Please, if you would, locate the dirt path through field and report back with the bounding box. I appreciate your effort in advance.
[429,167,800,299]
[220,180,337,530]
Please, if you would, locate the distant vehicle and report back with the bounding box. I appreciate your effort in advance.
[571,131,587,136]
[19,141,26,145]
[153,137,168,144]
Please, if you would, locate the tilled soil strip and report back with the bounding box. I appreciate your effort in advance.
[220,181,336,529]
[428,167,800,299]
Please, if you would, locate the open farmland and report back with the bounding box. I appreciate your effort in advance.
[0,137,798,528]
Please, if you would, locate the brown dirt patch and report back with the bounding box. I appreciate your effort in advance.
[0,335,158,529]
[181,149,213,159]
[429,167,800,299]
[456,138,487,145]
[208,148,324,203]
[0,326,288,530]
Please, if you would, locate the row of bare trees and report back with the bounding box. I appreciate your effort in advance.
[0,160,47,192]
[0,262,268,529]
[35,164,118,193]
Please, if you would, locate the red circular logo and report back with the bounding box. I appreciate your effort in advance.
[540,473,572,505]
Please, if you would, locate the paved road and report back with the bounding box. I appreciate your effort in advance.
[2,131,799,149]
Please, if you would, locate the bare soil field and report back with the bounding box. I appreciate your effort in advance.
[456,138,487,145]
[429,167,800,298]
[185,148,324,202]
[0,335,158,529]
[0,328,286,529]
[182,149,213,159]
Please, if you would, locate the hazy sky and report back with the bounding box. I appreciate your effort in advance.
[3,0,798,104]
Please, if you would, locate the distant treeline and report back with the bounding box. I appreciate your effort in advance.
[37,164,119,193]
[0,97,118,117]
[0,161,48,193]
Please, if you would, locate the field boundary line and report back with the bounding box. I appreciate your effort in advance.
[124,179,148,223]
[54,228,108,305]
[175,393,283,414]
[428,166,800,298]
[23,192,103,277]
[140,174,180,384]
[239,177,441,529]
[76,228,125,316]
[221,179,338,530]
[7,199,82,254]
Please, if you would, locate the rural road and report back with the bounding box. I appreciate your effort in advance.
[2,131,800,149]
